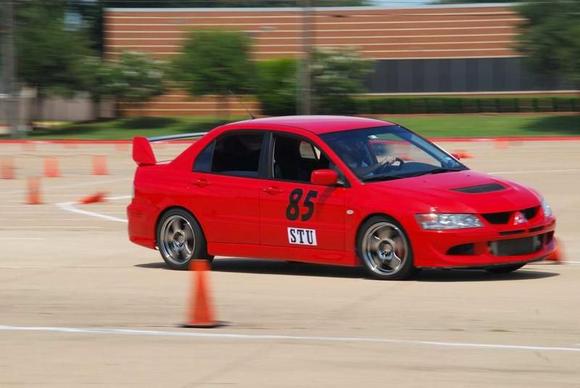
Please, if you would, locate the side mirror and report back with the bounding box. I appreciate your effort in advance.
[311,169,339,186]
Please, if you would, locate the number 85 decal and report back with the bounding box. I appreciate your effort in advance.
[286,188,318,221]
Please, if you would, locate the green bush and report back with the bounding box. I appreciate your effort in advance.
[355,96,580,114]
[256,59,298,116]
[171,30,254,117]
[311,48,372,114]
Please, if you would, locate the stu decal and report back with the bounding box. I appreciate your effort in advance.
[287,227,318,246]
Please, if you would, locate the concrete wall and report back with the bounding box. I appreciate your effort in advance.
[0,90,114,129]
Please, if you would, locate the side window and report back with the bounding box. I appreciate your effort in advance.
[210,133,264,177]
[272,134,330,183]
[193,141,215,172]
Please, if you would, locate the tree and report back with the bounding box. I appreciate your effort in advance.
[517,0,580,89]
[75,56,116,119]
[15,0,92,121]
[311,48,372,114]
[171,30,255,117]
[108,52,166,103]
[76,52,166,118]
[257,59,298,116]
[70,0,105,54]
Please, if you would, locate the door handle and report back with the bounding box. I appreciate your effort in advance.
[263,186,282,195]
[192,178,209,187]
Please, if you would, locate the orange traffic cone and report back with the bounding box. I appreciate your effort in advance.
[182,259,223,328]
[26,177,42,205]
[92,155,108,176]
[451,150,474,160]
[78,191,107,205]
[546,239,564,263]
[1,158,15,179]
[44,157,61,178]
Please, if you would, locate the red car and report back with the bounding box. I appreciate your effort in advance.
[128,116,557,280]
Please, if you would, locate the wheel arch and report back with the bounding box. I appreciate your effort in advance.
[155,206,207,248]
[354,212,399,250]
[354,211,417,280]
[354,211,415,260]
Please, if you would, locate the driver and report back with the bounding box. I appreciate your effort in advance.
[336,139,399,178]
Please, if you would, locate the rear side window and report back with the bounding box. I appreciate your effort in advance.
[193,142,214,172]
[194,132,265,178]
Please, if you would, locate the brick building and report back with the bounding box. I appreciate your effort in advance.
[104,3,575,116]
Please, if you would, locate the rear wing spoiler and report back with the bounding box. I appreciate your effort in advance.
[132,132,208,166]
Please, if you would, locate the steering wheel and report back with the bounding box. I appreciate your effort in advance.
[360,157,405,177]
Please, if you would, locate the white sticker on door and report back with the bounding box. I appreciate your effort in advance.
[287,227,318,246]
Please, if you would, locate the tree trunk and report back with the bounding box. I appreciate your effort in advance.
[224,95,230,120]
[29,90,44,130]
[216,95,230,120]
[91,95,101,120]
[113,99,122,118]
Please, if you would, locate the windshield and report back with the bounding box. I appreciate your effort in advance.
[321,125,467,182]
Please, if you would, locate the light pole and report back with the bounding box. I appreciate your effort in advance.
[1,0,20,138]
[298,0,314,115]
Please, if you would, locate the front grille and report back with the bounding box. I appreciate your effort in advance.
[482,211,511,224]
[489,236,543,256]
[482,206,540,225]
[522,206,539,220]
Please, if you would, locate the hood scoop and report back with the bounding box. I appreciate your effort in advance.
[452,183,506,194]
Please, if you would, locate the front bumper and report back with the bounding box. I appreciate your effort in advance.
[412,217,557,268]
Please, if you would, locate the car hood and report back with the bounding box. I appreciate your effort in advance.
[366,170,541,213]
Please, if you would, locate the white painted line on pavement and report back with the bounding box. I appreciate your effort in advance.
[56,196,130,224]
[107,195,132,201]
[490,168,580,175]
[0,325,579,353]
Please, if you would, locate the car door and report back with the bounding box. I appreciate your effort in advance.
[190,131,267,246]
[259,132,348,263]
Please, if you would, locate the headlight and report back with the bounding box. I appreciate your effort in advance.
[541,198,553,218]
[416,213,483,230]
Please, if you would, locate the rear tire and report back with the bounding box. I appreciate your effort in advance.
[357,215,417,280]
[486,263,526,274]
[156,208,209,270]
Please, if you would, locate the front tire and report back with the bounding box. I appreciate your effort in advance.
[157,209,208,270]
[357,216,416,280]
